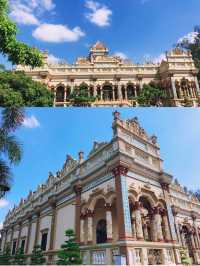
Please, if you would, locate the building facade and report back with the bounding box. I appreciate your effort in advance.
[16,42,200,107]
[1,112,200,265]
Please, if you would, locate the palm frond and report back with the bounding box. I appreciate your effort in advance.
[1,108,25,132]
[0,133,22,164]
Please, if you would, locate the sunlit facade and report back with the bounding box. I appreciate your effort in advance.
[1,112,200,265]
[16,42,200,107]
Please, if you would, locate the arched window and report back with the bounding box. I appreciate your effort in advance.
[102,85,113,101]
[139,196,153,241]
[127,85,135,99]
[96,219,107,244]
[56,86,65,102]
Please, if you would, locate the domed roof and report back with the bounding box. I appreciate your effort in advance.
[90,41,108,51]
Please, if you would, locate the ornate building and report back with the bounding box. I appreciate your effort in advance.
[1,112,200,265]
[16,42,200,107]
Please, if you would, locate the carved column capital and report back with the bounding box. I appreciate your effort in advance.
[104,203,112,211]
[133,201,142,210]
[160,182,170,192]
[112,165,128,177]
[86,209,94,217]
[73,183,83,196]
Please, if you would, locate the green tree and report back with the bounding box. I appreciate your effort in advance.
[70,84,96,106]
[180,248,192,266]
[178,26,200,81]
[30,245,46,265]
[0,108,24,197]
[0,71,54,107]
[137,83,168,106]
[0,0,43,68]
[57,229,82,265]
[0,246,11,265]
[12,248,26,265]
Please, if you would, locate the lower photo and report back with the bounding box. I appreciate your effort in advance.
[0,108,200,266]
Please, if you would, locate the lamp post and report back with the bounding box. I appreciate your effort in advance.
[0,180,10,199]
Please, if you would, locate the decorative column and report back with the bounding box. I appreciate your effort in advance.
[74,182,82,244]
[3,229,8,251]
[80,214,85,244]
[25,216,32,254]
[131,218,137,239]
[161,209,171,242]
[112,87,115,101]
[34,210,41,247]
[86,209,94,245]
[105,203,113,242]
[93,85,97,98]
[10,226,14,251]
[143,224,149,241]
[112,165,132,265]
[112,165,132,240]
[192,214,200,249]
[161,182,177,243]
[194,77,200,96]
[172,207,182,245]
[171,77,178,99]
[153,207,164,242]
[100,87,103,101]
[64,88,67,103]
[49,198,57,251]
[16,221,22,249]
[125,86,128,100]
[53,88,56,107]
[134,201,144,240]
[118,85,122,100]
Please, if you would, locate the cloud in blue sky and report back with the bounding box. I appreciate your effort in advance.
[1,0,199,67]
[23,115,40,129]
[85,0,112,27]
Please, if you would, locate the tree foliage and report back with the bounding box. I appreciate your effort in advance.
[0,108,24,196]
[180,248,192,266]
[57,229,82,265]
[12,248,26,265]
[178,25,200,81]
[137,83,168,106]
[0,246,11,265]
[0,0,43,68]
[70,84,96,106]
[0,71,54,107]
[30,245,46,265]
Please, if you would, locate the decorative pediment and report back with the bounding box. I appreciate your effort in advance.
[62,155,78,173]
[88,141,108,157]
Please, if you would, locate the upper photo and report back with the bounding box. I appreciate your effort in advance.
[0,0,200,107]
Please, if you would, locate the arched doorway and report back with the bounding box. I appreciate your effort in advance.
[102,85,113,101]
[96,219,107,244]
[139,196,154,241]
[127,84,135,99]
[56,86,65,102]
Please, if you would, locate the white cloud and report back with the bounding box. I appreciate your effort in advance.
[0,199,9,209]
[23,115,40,128]
[33,23,85,43]
[9,0,56,25]
[0,222,3,230]
[10,8,40,25]
[178,31,198,44]
[153,53,166,64]
[114,52,128,60]
[85,0,112,27]
[47,54,62,64]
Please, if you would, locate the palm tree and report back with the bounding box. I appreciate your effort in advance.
[0,108,25,198]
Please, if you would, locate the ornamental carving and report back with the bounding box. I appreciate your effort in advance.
[112,165,128,177]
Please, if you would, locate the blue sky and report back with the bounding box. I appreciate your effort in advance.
[1,108,200,226]
[1,0,200,67]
